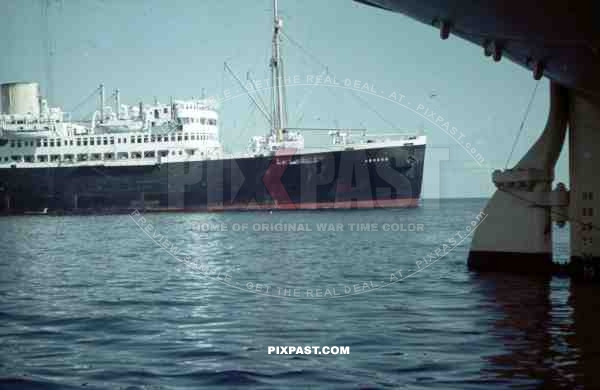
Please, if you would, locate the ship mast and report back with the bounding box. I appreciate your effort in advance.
[271,0,286,142]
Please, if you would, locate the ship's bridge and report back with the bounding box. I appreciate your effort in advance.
[172,99,220,144]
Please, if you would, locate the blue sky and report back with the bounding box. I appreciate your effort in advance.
[0,0,569,198]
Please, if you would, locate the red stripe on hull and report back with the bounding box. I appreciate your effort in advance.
[198,198,418,212]
[0,198,420,215]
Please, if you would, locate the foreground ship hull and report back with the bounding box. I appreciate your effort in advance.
[0,144,424,214]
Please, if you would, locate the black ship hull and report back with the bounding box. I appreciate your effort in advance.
[0,144,425,214]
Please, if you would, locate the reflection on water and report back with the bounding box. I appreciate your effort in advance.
[472,273,600,389]
[568,282,600,389]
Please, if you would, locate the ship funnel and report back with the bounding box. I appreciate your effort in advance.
[1,82,41,116]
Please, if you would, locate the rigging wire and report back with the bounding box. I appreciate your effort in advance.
[294,67,327,126]
[224,62,272,125]
[280,30,397,129]
[241,99,260,133]
[67,86,102,118]
[505,79,541,168]
[246,72,270,118]
[287,41,329,126]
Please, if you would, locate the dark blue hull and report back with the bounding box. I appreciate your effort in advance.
[0,144,425,214]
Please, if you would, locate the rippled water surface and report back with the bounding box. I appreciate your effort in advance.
[1,199,599,389]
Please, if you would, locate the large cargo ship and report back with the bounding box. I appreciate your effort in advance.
[0,1,425,214]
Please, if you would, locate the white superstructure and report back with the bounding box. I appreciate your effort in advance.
[0,83,223,169]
